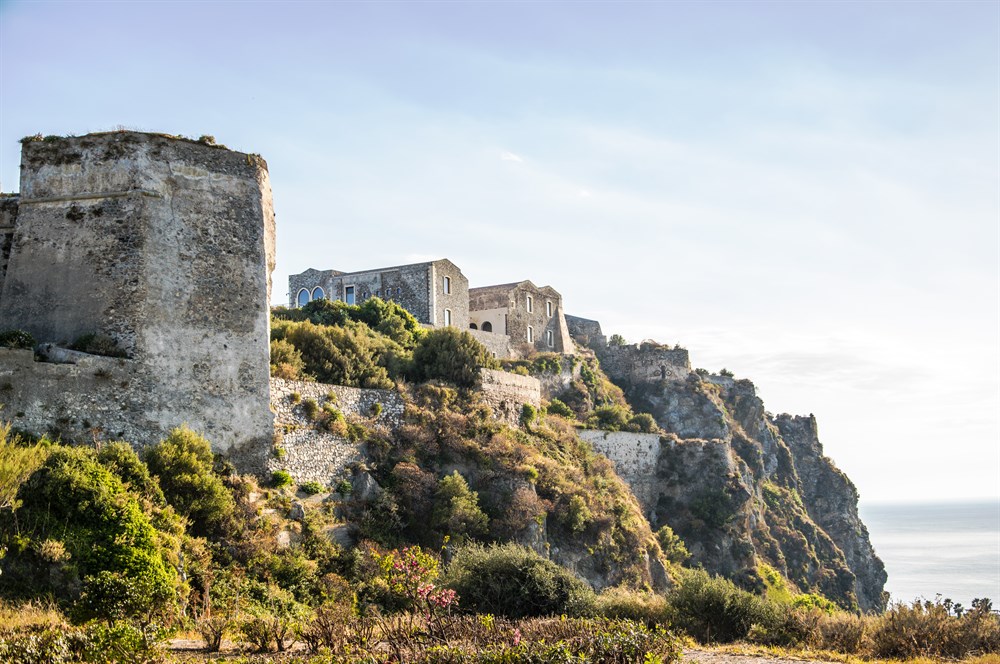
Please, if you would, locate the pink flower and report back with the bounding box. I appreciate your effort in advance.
[513,628,521,646]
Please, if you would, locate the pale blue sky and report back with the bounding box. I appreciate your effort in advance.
[1,0,997,503]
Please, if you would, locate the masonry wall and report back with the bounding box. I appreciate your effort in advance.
[470,282,574,356]
[479,368,541,424]
[467,328,511,359]
[598,344,691,384]
[565,314,606,348]
[0,132,276,460]
[0,196,17,292]
[578,430,663,512]
[429,260,469,328]
[267,377,404,484]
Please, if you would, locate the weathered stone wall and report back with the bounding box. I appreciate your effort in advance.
[0,196,16,291]
[565,314,606,348]
[267,378,404,484]
[479,368,541,424]
[0,132,275,461]
[579,430,662,511]
[598,344,691,384]
[289,259,469,328]
[467,328,511,359]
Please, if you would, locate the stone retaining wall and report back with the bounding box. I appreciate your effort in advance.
[479,368,541,425]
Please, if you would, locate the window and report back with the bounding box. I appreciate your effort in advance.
[526,296,533,313]
[396,287,402,297]
[546,330,554,347]
[546,300,553,317]
[527,326,534,343]
[482,321,493,333]
[345,285,355,305]
[312,286,325,301]
[296,289,310,307]
[443,276,451,294]
[444,309,452,326]
[375,289,381,298]
[469,323,478,330]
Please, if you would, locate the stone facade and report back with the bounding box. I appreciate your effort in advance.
[289,259,469,329]
[469,281,574,356]
[467,328,511,359]
[578,430,663,512]
[0,132,276,460]
[478,368,541,424]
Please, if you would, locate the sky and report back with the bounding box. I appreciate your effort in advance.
[0,0,997,504]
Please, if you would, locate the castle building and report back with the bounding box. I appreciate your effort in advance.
[288,259,468,329]
[469,280,574,354]
[0,132,276,461]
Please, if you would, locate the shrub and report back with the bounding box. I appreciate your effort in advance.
[667,568,784,643]
[301,397,319,420]
[275,318,400,388]
[519,403,537,428]
[592,587,671,624]
[869,598,1000,659]
[144,427,235,537]
[0,424,49,512]
[269,338,305,380]
[432,472,488,541]
[586,404,631,431]
[627,413,658,433]
[443,543,593,618]
[271,470,293,488]
[410,327,497,387]
[299,480,324,495]
[655,525,690,564]
[545,398,574,418]
[0,329,35,350]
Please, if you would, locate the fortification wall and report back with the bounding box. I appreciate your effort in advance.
[565,314,605,348]
[467,328,511,359]
[267,378,404,484]
[0,132,275,461]
[479,368,541,424]
[578,430,663,510]
[0,196,17,291]
[598,344,691,384]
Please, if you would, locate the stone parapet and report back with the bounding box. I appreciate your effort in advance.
[479,368,541,424]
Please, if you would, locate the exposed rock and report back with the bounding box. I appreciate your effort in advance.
[288,500,305,522]
[352,472,382,502]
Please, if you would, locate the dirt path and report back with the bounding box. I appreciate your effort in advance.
[684,648,828,664]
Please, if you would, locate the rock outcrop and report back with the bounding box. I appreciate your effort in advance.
[587,342,887,612]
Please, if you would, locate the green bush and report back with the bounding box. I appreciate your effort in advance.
[274,319,401,389]
[443,543,593,618]
[592,587,671,624]
[410,327,496,388]
[545,398,574,418]
[667,568,784,643]
[299,480,324,495]
[655,525,690,564]
[271,470,293,488]
[519,403,537,428]
[0,330,35,350]
[432,472,488,541]
[269,338,305,380]
[627,413,658,433]
[586,404,631,431]
[144,427,234,537]
[5,446,177,623]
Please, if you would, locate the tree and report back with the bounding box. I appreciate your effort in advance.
[144,427,234,537]
[432,472,488,541]
[410,328,496,388]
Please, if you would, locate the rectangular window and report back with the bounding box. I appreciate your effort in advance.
[546,300,553,317]
[546,330,554,347]
[443,276,451,294]
[527,326,534,343]
[345,285,355,305]
[375,289,381,298]
[444,308,452,326]
[526,295,533,313]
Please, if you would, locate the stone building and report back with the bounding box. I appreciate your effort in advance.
[469,280,574,355]
[0,132,276,463]
[288,259,468,329]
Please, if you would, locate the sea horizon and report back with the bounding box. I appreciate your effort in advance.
[860,498,1000,609]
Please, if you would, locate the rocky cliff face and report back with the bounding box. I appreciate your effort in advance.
[593,346,887,612]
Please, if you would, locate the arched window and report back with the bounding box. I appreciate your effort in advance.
[296,289,310,307]
[469,323,478,330]
[482,321,493,333]
[312,287,325,300]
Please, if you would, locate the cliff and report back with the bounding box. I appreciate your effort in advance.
[581,342,887,612]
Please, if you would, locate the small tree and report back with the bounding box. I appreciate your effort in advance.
[410,328,496,388]
[432,472,488,541]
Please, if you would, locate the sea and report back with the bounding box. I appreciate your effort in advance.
[860,500,1000,608]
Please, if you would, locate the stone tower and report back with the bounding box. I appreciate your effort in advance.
[0,132,275,462]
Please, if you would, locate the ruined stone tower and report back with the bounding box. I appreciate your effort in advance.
[0,132,275,462]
